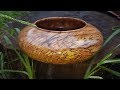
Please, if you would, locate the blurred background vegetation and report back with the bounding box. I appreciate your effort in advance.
[0,11,28,28]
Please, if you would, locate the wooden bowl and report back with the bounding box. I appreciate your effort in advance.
[18,17,103,64]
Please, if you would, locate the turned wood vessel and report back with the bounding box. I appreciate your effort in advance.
[18,17,103,64]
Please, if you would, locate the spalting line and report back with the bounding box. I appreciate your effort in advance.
[47,34,71,47]
[41,33,59,45]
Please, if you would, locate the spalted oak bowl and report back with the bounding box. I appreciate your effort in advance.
[18,17,103,64]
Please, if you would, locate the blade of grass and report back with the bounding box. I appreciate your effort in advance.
[22,53,30,66]
[3,35,12,45]
[14,28,20,34]
[88,68,101,77]
[0,14,37,27]
[103,28,120,47]
[99,66,120,77]
[97,53,113,66]
[89,76,103,79]
[109,44,120,53]
[84,54,98,79]
[101,59,120,64]
[85,67,101,79]
[98,44,120,66]
[22,53,33,78]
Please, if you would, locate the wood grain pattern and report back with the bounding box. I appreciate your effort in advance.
[18,17,103,64]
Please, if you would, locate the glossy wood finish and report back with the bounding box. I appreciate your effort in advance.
[18,17,103,64]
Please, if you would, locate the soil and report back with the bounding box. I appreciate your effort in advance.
[0,11,120,79]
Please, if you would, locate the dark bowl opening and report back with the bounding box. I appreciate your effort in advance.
[35,17,86,31]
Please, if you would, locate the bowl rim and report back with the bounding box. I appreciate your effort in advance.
[34,17,88,33]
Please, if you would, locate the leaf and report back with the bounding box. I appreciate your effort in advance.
[97,53,112,66]
[14,28,20,34]
[89,76,103,79]
[0,70,29,77]
[100,53,112,62]
[98,44,120,66]
[84,54,98,79]
[99,66,120,77]
[3,35,14,50]
[101,59,120,64]
[3,35,12,45]
[89,68,101,77]
[22,53,33,78]
[110,44,120,53]
[103,28,120,47]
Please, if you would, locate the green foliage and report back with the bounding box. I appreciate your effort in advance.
[0,13,36,28]
[1,28,35,79]
[84,27,120,79]
[0,12,36,79]
[0,11,26,28]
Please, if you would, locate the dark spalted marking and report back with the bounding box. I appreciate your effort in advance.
[41,33,59,45]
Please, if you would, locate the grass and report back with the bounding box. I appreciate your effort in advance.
[84,27,120,79]
[3,30,35,79]
[0,12,120,79]
[0,11,28,28]
[0,13,36,28]
[0,12,36,79]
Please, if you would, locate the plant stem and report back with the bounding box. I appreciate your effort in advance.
[0,70,30,77]
[0,14,37,27]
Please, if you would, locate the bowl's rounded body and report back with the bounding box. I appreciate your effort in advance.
[18,17,103,64]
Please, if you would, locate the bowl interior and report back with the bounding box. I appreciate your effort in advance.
[35,17,86,31]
